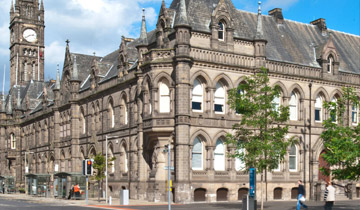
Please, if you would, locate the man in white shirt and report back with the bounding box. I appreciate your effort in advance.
[324,181,335,210]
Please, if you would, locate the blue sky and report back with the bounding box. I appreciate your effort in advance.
[0,0,359,92]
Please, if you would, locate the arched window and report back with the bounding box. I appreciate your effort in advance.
[108,101,115,128]
[214,139,225,171]
[352,105,358,124]
[80,109,86,134]
[218,21,225,41]
[274,188,283,200]
[214,82,225,114]
[159,81,170,113]
[272,95,281,113]
[192,79,203,112]
[331,97,337,123]
[10,133,16,149]
[289,92,298,121]
[109,146,115,173]
[120,97,128,125]
[121,145,128,173]
[192,137,203,170]
[327,55,334,73]
[315,95,323,122]
[289,144,297,172]
[235,149,245,171]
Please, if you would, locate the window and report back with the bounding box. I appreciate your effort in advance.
[327,55,334,73]
[121,97,128,125]
[273,158,281,172]
[272,96,281,113]
[159,81,170,113]
[10,134,16,149]
[109,147,115,173]
[109,102,114,128]
[289,92,298,121]
[214,82,225,114]
[315,96,323,122]
[192,79,203,112]
[214,139,225,171]
[81,110,86,134]
[121,145,128,173]
[192,137,203,170]
[235,149,245,171]
[218,21,225,41]
[289,145,297,171]
[352,105,358,124]
[331,97,337,123]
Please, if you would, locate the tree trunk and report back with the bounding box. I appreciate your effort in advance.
[261,171,264,210]
[265,168,268,202]
[98,180,100,202]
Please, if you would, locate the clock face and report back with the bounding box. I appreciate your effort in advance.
[23,29,37,43]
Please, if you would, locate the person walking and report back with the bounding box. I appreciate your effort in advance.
[297,180,308,210]
[74,183,80,200]
[324,181,335,210]
[2,182,4,194]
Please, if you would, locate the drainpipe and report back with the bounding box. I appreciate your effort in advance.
[308,83,312,200]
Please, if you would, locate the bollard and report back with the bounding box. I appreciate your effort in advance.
[109,196,112,205]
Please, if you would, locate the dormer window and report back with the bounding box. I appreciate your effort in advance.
[218,21,225,41]
[327,55,334,73]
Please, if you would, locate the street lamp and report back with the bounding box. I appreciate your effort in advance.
[24,151,34,194]
[105,135,119,204]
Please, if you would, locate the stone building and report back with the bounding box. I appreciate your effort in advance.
[0,0,359,203]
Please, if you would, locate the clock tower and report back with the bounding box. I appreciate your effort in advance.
[9,0,45,87]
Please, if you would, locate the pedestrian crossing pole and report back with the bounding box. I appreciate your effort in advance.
[167,144,171,210]
[86,176,88,205]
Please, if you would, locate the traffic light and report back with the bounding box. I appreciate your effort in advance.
[86,159,93,175]
[82,159,93,176]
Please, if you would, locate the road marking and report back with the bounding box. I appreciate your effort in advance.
[85,205,138,210]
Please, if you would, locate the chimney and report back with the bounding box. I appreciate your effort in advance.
[269,8,284,24]
[311,18,327,34]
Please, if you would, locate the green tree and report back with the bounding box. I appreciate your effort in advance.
[92,153,116,202]
[320,87,360,181]
[226,68,296,210]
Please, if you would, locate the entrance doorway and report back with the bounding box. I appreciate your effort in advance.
[318,150,330,183]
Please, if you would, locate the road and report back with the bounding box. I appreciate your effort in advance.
[0,197,359,210]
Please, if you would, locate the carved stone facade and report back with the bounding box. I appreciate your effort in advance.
[0,0,359,203]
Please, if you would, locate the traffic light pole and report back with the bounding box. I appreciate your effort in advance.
[86,175,88,205]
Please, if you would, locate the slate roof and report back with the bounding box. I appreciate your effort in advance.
[169,0,360,74]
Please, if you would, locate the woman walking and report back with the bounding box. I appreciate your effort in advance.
[324,181,335,210]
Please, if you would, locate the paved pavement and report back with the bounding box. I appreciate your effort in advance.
[0,194,359,210]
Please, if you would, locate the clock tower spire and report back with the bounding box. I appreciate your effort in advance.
[9,0,45,87]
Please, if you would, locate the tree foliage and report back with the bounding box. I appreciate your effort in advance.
[226,68,297,173]
[320,87,360,181]
[92,153,116,181]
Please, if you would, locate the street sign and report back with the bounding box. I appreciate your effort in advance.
[249,167,256,197]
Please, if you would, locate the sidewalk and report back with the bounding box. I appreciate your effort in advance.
[0,193,168,206]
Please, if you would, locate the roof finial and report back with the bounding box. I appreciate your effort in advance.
[10,0,14,13]
[258,1,262,15]
[139,8,148,45]
[255,1,264,39]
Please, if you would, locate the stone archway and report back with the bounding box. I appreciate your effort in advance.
[318,150,330,183]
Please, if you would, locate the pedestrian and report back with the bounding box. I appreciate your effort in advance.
[2,182,4,194]
[74,183,80,199]
[67,185,74,199]
[297,180,308,210]
[324,181,335,210]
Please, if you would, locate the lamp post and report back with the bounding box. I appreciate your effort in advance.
[105,135,119,204]
[24,151,34,194]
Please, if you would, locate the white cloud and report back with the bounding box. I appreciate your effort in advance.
[0,23,9,47]
[45,41,65,65]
